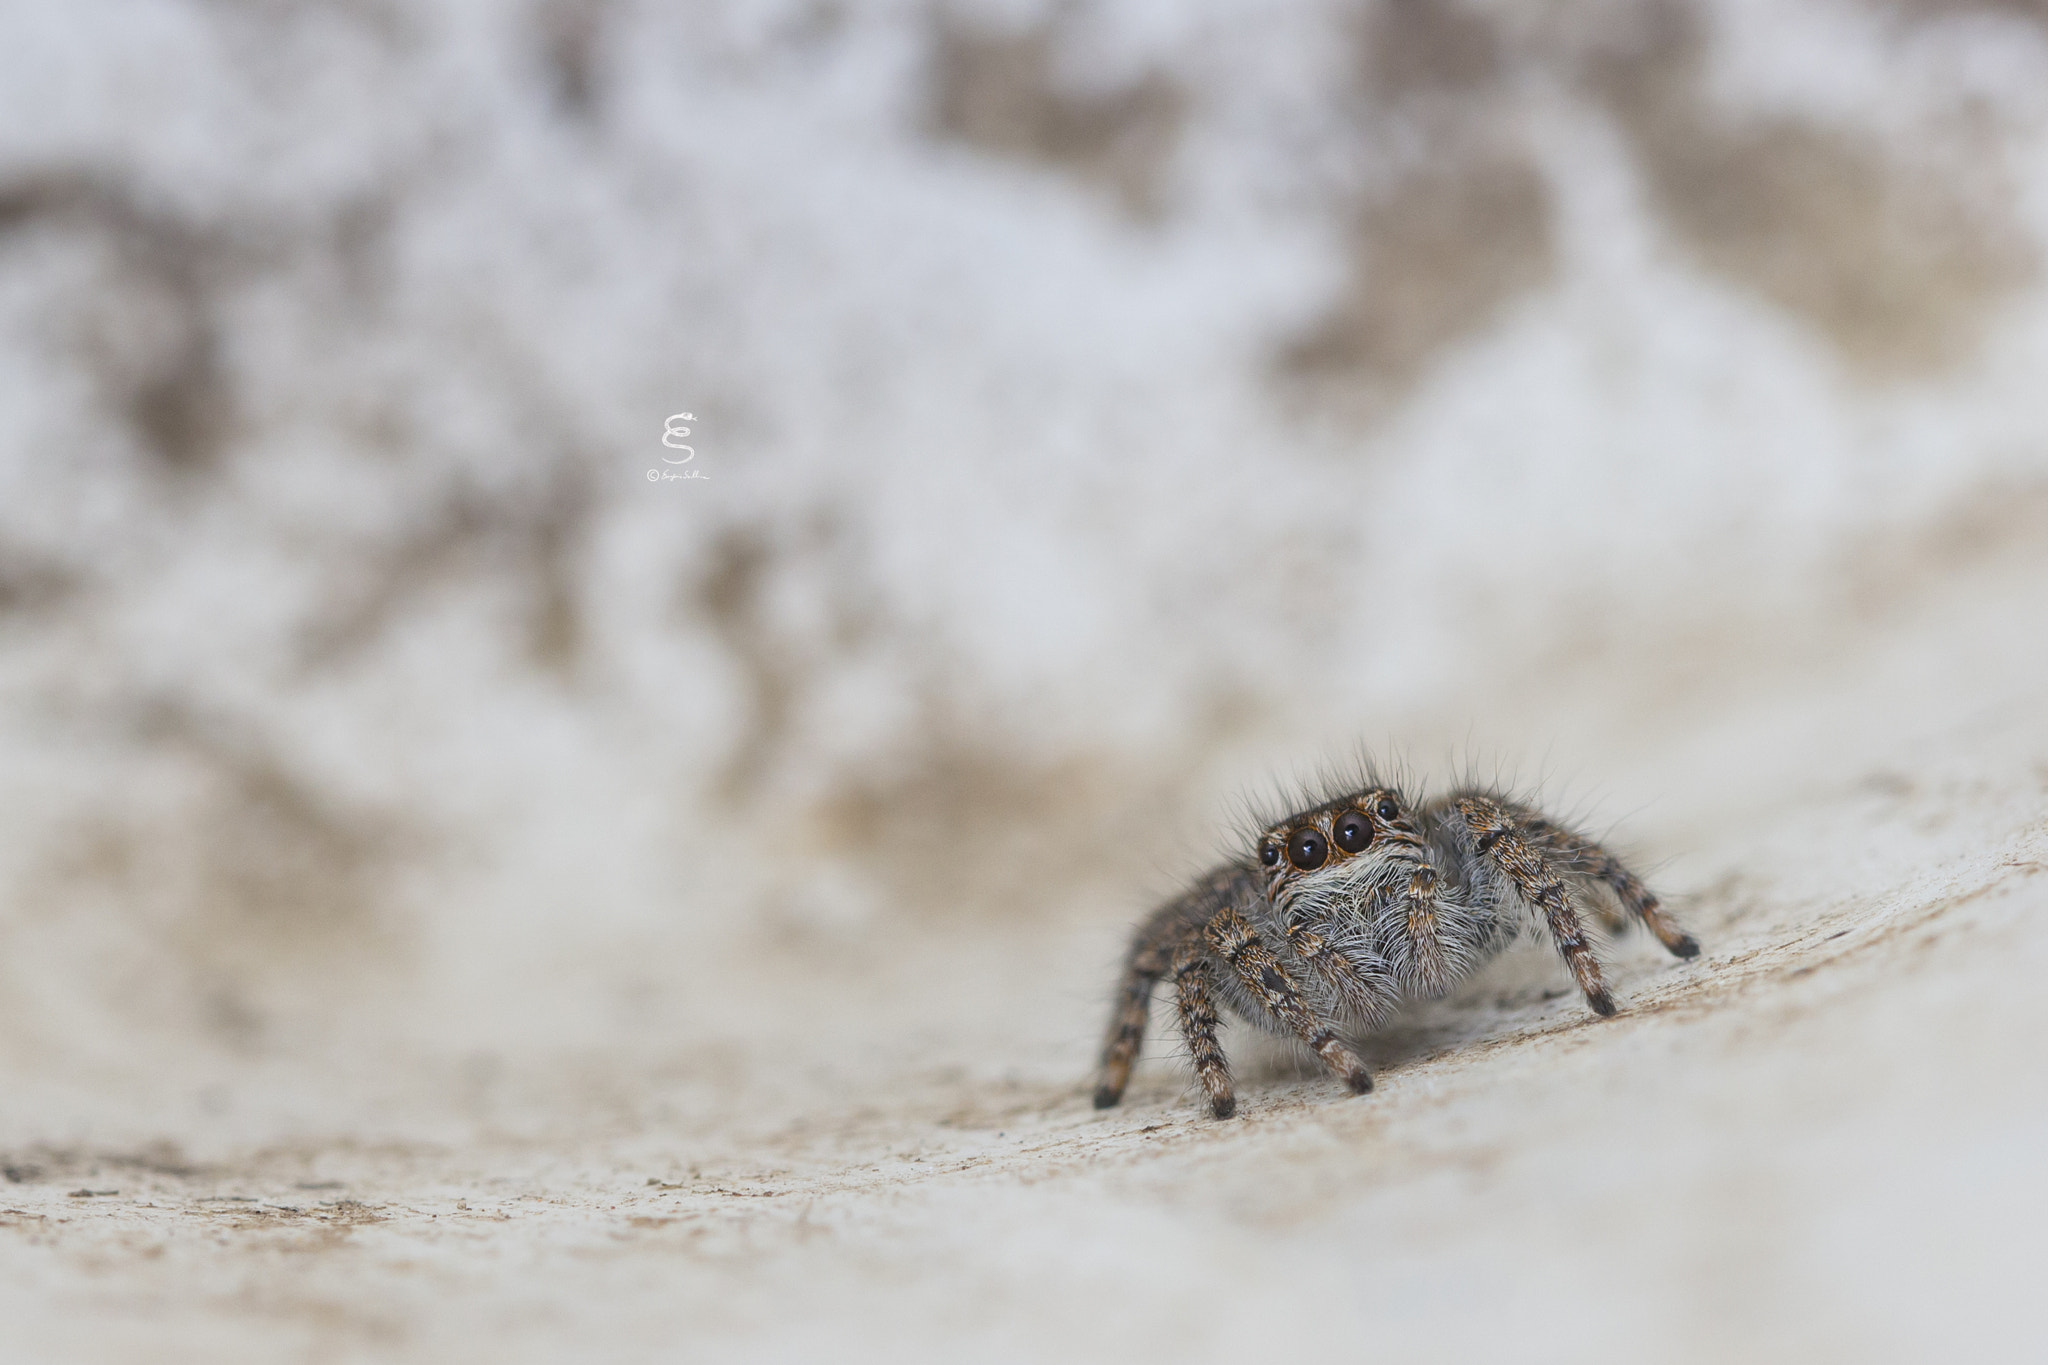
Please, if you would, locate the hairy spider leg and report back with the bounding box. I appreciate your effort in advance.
[1204,904,1375,1099]
[1277,911,1397,1025]
[1452,796,1617,1016]
[1507,806,1701,959]
[1093,936,1172,1109]
[1094,876,1237,1109]
[1171,940,1236,1120]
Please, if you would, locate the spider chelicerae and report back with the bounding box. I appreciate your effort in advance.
[1093,777,1699,1118]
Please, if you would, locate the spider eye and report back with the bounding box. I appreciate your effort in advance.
[1260,840,1280,867]
[1287,828,1328,871]
[1375,796,1399,821]
[1332,810,1373,854]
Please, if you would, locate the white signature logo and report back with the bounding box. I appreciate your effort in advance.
[650,412,708,482]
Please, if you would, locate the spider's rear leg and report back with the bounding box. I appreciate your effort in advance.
[1516,811,1700,960]
[1454,797,1618,1017]
[1204,905,1375,1097]
[1093,937,1174,1110]
[1590,858,1698,960]
[1171,942,1236,1119]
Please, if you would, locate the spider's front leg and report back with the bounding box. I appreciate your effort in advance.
[1275,911,1397,1026]
[1452,796,1617,1017]
[1204,904,1375,1098]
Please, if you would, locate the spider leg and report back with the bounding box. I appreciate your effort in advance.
[1577,846,1698,958]
[1453,796,1617,1016]
[1171,940,1236,1119]
[1093,934,1175,1110]
[1204,905,1375,1096]
[1509,808,1700,960]
[1278,915,1396,1025]
[1095,880,1230,1109]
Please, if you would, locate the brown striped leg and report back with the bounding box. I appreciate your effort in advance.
[1513,810,1700,960]
[1094,936,1174,1109]
[1204,906,1374,1096]
[1455,798,1617,1017]
[1280,917,1393,1026]
[1582,846,1697,959]
[1590,854,1696,959]
[1171,942,1236,1119]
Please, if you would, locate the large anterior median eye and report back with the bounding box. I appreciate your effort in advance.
[1287,828,1328,871]
[1332,809,1373,853]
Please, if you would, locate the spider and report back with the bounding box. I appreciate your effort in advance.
[1092,778,1699,1118]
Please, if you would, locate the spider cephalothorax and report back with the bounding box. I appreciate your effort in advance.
[1094,776,1699,1119]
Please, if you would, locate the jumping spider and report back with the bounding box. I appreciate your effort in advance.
[1093,779,1699,1118]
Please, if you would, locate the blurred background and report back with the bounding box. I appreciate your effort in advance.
[2,0,2047,1149]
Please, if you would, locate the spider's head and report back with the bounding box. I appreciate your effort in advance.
[1256,788,1424,919]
